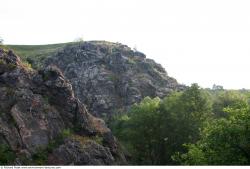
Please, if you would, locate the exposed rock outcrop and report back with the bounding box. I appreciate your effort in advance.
[45,41,185,119]
[0,48,126,165]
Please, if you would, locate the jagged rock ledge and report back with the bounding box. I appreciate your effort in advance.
[0,48,126,165]
[45,41,185,119]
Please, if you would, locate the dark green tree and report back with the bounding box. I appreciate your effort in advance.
[0,37,3,44]
[112,84,212,165]
[159,84,212,163]
[0,144,16,165]
[212,91,248,118]
[111,97,162,164]
[176,105,250,165]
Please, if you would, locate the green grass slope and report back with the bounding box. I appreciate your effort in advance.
[6,42,76,68]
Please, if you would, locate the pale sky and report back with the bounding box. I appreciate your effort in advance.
[1,0,250,89]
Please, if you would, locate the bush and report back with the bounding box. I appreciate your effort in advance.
[32,148,48,165]
[0,144,16,165]
[33,128,72,164]
[22,61,32,70]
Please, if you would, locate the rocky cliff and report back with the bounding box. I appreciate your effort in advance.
[0,48,126,165]
[45,41,185,119]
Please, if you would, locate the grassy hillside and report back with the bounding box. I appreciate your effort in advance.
[5,42,76,68]
[4,41,124,69]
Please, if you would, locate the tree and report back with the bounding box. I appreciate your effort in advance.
[161,84,212,163]
[133,45,138,52]
[74,36,84,42]
[177,105,250,165]
[0,37,3,45]
[111,97,162,164]
[212,84,223,90]
[111,84,212,165]
[212,91,248,118]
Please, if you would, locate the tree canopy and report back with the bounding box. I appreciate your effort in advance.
[111,84,212,164]
[177,105,250,165]
[111,84,250,165]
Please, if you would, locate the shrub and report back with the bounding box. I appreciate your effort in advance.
[62,129,72,137]
[0,144,16,165]
[32,147,48,165]
[7,63,17,70]
[22,61,32,70]
[33,128,73,164]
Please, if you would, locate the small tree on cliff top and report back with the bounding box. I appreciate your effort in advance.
[0,37,3,45]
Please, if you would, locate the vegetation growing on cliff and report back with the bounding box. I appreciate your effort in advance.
[0,144,16,165]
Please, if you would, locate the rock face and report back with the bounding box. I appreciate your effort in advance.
[0,48,126,165]
[45,41,185,119]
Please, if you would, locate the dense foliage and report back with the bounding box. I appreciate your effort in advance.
[176,106,250,165]
[0,144,15,165]
[111,84,250,165]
